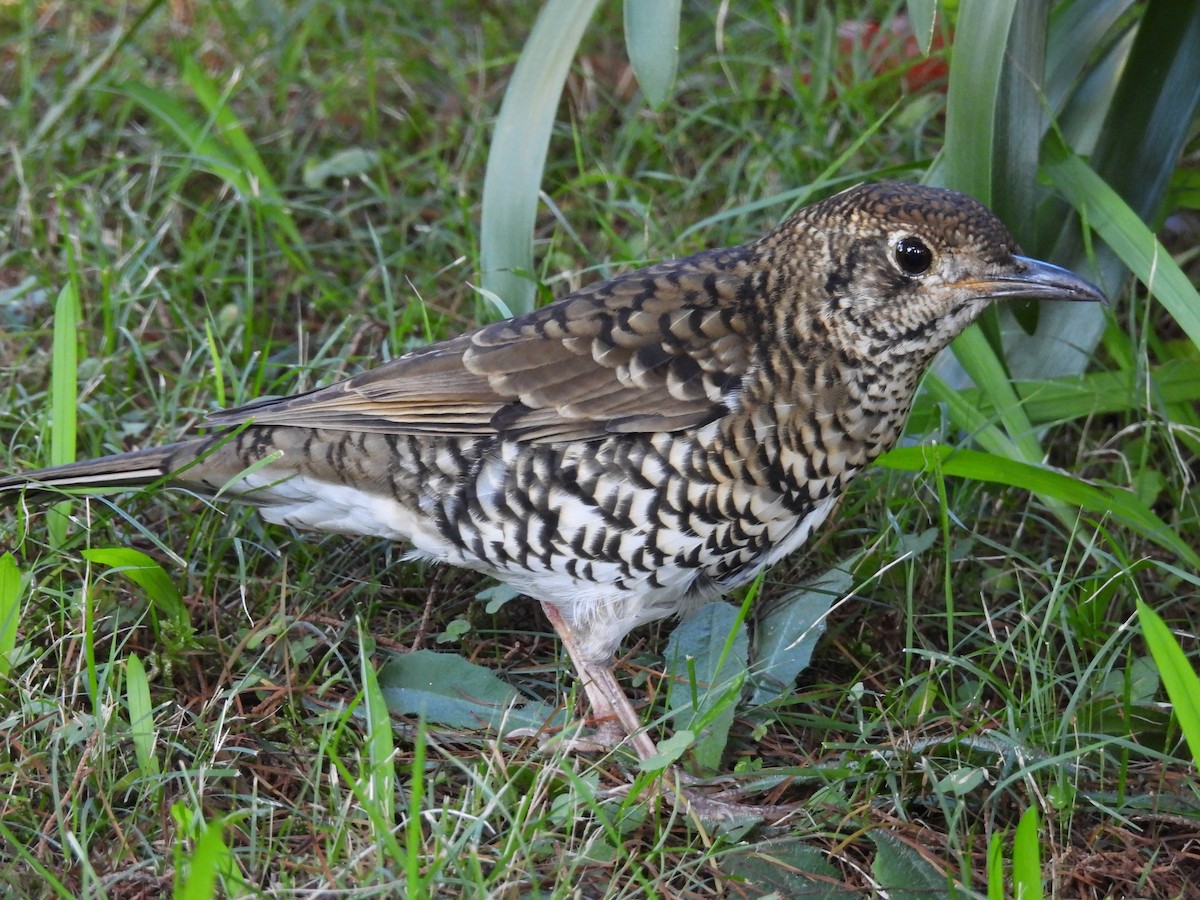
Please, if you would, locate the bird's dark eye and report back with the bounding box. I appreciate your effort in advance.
[894,237,933,276]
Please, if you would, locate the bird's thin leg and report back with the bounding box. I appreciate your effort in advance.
[541,601,659,761]
[541,601,794,823]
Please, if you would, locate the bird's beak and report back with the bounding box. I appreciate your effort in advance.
[964,256,1108,305]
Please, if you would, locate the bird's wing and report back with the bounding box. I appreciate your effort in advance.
[207,249,760,443]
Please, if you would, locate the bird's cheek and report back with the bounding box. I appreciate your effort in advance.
[952,293,993,323]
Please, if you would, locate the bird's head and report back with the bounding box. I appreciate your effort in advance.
[775,182,1105,367]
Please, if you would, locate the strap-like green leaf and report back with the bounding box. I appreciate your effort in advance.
[941,0,1019,203]
[480,0,602,317]
[878,445,1200,567]
[1045,138,1200,354]
[624,0,681,109]
[1138,602,1200,767]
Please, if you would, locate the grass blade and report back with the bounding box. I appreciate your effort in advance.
[48,282,79,548]
[178,55,306,254]
[0,553,22,679]
[49,282,78,468]
[1138,602,1200,767]
[1024,2,1200,381]
[26,0,167,146]
[0,818,74,898]
[945,327,1041,461]
[360,637,396,843]
[908,360,1200,431]
[175,818,238,900]
[405,720,428,894]
[1044,0,1133,114]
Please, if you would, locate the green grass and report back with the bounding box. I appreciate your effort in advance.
[2,0,1199,896]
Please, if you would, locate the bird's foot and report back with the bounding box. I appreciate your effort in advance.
[534,721,798,823]
[666,779,799,824]
[588,764,798,824]
[545,729,798,823]
[539,716,629,754]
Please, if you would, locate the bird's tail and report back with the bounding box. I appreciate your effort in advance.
[0,440,206,499]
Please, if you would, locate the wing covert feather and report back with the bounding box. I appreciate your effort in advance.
[207,248,761,442]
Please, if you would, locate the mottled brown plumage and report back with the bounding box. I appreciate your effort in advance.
[0,183,1104,796]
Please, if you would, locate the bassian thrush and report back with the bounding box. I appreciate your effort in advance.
[0,182,1104,795]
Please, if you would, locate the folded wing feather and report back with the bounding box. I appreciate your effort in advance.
[206,254,759,442]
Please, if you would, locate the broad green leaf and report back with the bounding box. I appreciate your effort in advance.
[82,547,188,631]
[176,819,240,900]
[987,830,1005,900]
[477,582,521,614]
[0,553,23,678]
[664,601,748,772]
[870,830,949,899]
[1012,806,1043,900]
[177,823,221,900]
[1023,1,1200,381]
[624,0,681,109]
[934,766,988,796]
[302,147,381,189]
[360,641,395,830]
[934,0,1049,441]
[638,728,693,773]
[750,567,852,706]
[377,649,562,735]
[1138,602,1200,767]
[723,838,855,898]
[480,0,602,317]
[125,653,160,779]
[877,445,1200,568]
[1054,19,1132,157]
[905,0,938,55]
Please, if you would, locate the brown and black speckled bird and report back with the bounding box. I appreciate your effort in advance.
[0,182,1103,772]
